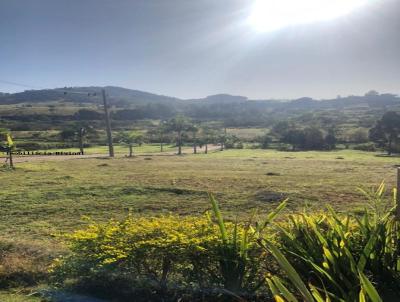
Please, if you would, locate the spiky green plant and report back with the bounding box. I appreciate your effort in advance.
[263,240,383,302]
[261,182,400,301]
[208,193,287,294]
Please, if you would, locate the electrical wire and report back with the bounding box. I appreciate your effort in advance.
[0,79,101,96]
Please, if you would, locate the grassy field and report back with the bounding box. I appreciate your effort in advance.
[1,148,400,301]
[1,148,398,245]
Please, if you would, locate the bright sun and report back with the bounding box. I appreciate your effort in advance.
[248,0,371,32]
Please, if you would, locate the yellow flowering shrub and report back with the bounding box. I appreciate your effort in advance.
[51,214,267,297]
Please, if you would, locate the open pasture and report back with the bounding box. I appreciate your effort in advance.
[1,149,398,244]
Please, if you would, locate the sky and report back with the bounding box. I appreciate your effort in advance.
[0,0,399,100]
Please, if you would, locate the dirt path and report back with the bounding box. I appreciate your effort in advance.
[3,144,222,164]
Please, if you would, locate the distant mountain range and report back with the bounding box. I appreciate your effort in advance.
[0,86,399,110]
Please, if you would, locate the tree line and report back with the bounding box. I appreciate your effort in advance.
[3,111,400,157]
[58,115,240,156]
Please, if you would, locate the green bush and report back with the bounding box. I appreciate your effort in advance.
[51,211,274,300]
[263,183,400,301]
[353,143,377,152]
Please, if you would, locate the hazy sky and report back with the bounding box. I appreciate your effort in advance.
[0,0,399,99]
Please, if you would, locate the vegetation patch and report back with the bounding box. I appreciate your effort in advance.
[0,240,51,289]
[254,190,286,202]
[265,172,280,176]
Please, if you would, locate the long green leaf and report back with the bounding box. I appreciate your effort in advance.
[264,241,315,302]
[209,193,228,243]
[271,276,299,302]
[359,272,383,302]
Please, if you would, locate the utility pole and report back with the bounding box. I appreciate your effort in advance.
[102,89,114,157]
[397,168,400,219]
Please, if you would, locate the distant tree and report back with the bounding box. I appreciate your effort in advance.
[324,129,337,150]
[59,128,76,142]
[166,115,192,155]
[187,124,199,154]
[349,128,369,144]
[281,127,325,151]
[271,121,293,139]
[365,90,379,97]
[282,129,305,151]
[258,134,272,149]
[217,128,227,151]
[157,121,168,152]
[369,111,400,155]
[59,124,96,155]
[200,126,216,154]
[302,127,325,150]
[224,134,240,149]
[118,131,143,157]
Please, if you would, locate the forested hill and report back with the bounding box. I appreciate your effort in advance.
[1,87,400,128]
[1,86,399,110]
[0,86,181,106]
[1,86,399,108]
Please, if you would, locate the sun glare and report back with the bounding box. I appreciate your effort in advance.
[248,0,371,32]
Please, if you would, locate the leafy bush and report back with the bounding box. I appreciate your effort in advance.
[353,143,377,152]
[262,183,400,301]
[51,210,276,300]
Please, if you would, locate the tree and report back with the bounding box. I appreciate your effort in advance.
[302,127,325,150]
[271,121,293,139]
[166,115,192,155]
[187,124,199,154]
[217,128,227,151]
[349,128,369,144]
[157,121,168,152]
[59,128,76,142]
[282,129,305,151]
[0,129,15,168]
[118,131,143,157]
[365,90,379,97]
[200,126,216,154]
[59,124,96,155]
[258,134,272,149]
[369,112,400,155]
[224,134,240,149]
[324,128,337,150]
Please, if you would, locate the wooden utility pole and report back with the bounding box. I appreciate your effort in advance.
[102,89,114,157]
[396,168,400,219]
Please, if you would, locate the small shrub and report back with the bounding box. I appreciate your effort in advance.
[353,143,377,152]
[235,142,244,149]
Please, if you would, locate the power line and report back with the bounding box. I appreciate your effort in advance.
[0,79,100,97]
[0,79,45,90]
